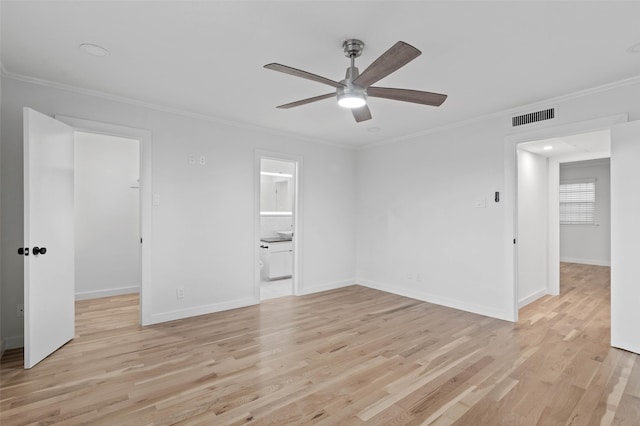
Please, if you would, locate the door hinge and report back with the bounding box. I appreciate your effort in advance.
[513,238,516,244]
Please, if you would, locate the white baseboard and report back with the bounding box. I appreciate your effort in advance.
[150,297,259,324]
[4,335,24,350]
[560,257,610,267]
[297,279,354,296]
[153,279,354,324]
[358,278,514,322]
[518,288,548,308]
[75,285,140,300]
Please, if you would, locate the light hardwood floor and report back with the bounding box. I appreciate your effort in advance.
[1,263,638,425]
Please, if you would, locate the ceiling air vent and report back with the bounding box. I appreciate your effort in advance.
[512,108,555,127]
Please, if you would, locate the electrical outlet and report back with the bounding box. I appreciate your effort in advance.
[406,273,414,280]
[417,273,423,282]
[17,304,24,317]
[176,287,185,299]
[188,154,196,165]
[199,156,206,165]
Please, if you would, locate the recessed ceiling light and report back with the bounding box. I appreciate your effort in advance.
[627,42,640,54]
[543,146,553,150]
[367,127,381,133]
[79,43,110,57]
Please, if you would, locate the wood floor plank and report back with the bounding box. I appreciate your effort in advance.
[1,263,638,425]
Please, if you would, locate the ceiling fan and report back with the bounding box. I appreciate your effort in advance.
[264,39,447,123]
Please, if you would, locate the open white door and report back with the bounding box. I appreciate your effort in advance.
[23,108,75,369]
[610,120,640,355]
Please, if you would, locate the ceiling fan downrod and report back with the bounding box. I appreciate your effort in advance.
[342,39,364,82]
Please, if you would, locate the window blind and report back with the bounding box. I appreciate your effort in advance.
[559,179,595,225]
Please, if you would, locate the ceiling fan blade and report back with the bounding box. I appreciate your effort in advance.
[353,41,421,88]
[352,105,372,122]
[367,87,447,107]
[265,63,345,89]
[276,93,335,109]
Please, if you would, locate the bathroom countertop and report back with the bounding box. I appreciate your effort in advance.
[260,237,293,243]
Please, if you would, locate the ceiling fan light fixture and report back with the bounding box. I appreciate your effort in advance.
[337,93,366,108]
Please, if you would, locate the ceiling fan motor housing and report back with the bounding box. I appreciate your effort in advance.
[338,67,366,96]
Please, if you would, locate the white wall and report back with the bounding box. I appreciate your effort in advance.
[517,150,548,307]
[547,158,560,296]
[559,159,611,266]
[357,78,640,322]
[0,67,3,356]
[0,76,357,347]
[356,119,510,319]
[74,132,140,299]
[611,120,640,355]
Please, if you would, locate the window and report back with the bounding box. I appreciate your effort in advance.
[560,179,596,225]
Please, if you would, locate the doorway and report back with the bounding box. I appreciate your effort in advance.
[516,129,611,310]
[255,154,300,301]
[74,131,141,301]
[56,115,152,325]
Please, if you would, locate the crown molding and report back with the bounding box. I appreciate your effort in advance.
[0,68,355,151]
[2,66,639,152]
[360,74,640,150]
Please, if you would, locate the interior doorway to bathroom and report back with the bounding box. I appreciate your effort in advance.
[258,157,297,300]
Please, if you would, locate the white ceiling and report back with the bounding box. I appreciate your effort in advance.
[518,129,611,162]
[2,1,640,148]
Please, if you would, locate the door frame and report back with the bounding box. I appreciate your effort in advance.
[55,115,153,325]
[504,113,627,322]
[254,150,303,300]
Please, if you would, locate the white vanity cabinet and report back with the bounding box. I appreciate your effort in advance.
[268,241,293,279]
[260,240,293,280]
